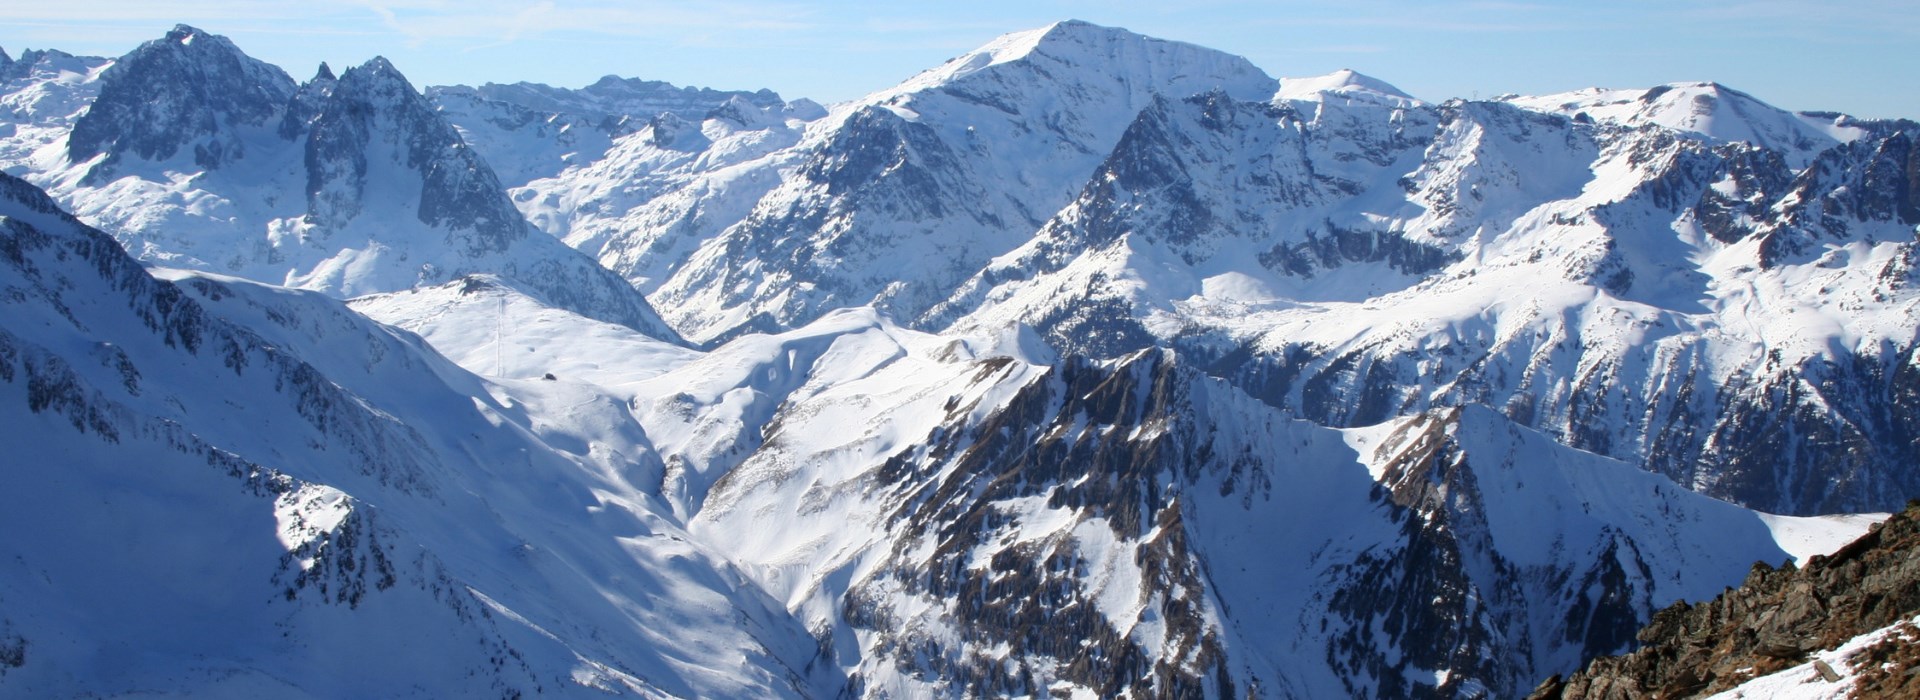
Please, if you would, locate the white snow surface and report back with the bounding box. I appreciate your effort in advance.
[1757,512,1893,566]
[362,277,1882,698]
[1276,68,1422,106]
[1501,82,1855,168]
[0,49,110,172]
[0,178,826,698]
[4,17,1915,700]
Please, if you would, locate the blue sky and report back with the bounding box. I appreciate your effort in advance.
[5,1,1917,119]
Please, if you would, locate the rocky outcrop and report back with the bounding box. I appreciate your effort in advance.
[67,25,295,177]
[304,57,525,255]
[1530,502,1920,699]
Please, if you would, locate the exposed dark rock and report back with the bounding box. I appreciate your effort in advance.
[1259,221,1459,280]
[67,25,295,178]
[1529,502,1920,699]
[840,351,1236,698]
[277,63,337,140]
[305,56,526,255]
[645,112,710,152]
[1761,130,1920,268]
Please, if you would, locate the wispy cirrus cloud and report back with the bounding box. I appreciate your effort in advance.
[347,0,818,44]
[2,0,824,49]
[0,0,340,23]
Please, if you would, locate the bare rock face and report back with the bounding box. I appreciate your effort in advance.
[67,25,295,177]
[1530,502,1920,699]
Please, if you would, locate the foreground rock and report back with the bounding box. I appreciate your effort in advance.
[1531,502,1920,699]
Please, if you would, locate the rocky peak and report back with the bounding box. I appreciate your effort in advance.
[1531,502,1920,699]
[706,94,777,129]
[330,56,416,112]
[645,21,1281,345]
[305,56,525,255]
[1056,89,1324,260]
[781,97,827,121]
[278,62,339,140]
[0,47,26,85]
[66,24,295,173]
[644,111,710,152]
[1803,129,1919,225]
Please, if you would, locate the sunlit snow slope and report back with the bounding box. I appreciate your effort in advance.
[0,172,827,698]
[360,286,1878,699]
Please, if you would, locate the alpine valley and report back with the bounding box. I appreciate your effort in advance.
[1,19,1915,699]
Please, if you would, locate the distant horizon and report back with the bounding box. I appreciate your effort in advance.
[5,2,1918,120]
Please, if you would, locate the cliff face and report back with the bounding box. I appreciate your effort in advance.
[1531,502,1920,699]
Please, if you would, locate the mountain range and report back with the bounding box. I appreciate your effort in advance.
[2,19,1915,699]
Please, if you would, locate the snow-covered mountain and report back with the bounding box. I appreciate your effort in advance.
[1499,82,1865,169]
[0,46,109,172]
[512,20,1277,344]
[453,75,789,124]
[426,76,824,189]
[937,75,1920,515]
[4,26,680,341]
[0,172,827,696]
[6,17,1919,700]
[354,283,1881,698]
[25,159,1833,697]
[487,21,1920,517]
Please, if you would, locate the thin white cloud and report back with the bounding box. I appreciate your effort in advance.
[1,0,824,49]
[353,0,818,42]
[0,0,360,23]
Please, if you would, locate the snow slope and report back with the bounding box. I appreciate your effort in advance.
[0,171,824,697]
[362,283,1877,699]
[1502,82,1860,169]
[0,47,109,173]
